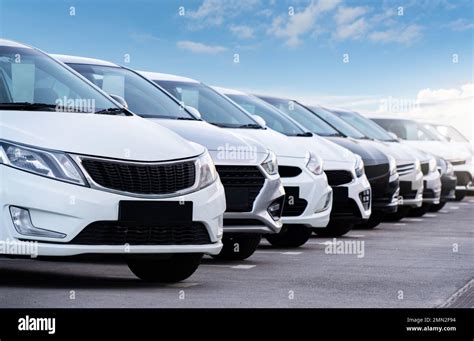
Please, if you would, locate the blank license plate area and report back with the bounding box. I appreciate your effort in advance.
[119,201,193,225]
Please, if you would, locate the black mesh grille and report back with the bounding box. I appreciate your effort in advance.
[400,181,417,199]
[325,170,353,186]
[81,158,196,195]
[70,221,211,245]
[282,187,308,216]
[278,166,302,177]
[365,163,390,180]
[421,162,430,175]
[216,166,265,212]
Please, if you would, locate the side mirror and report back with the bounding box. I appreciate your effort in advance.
[388,132,399,140]
[185,105,201,119]
[109,94,128,109]
[252,115,266,128]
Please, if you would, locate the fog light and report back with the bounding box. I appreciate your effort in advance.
[316,191,332,213]
[9,206,66,239]
[359,189,371,210]
[268,196,285,221]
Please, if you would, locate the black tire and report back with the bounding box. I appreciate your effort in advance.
[266,225,312,247]
[429,201,446,212]
[455,191,466,201]
[408,204,432,217]
[212,234,261,260]
[384,206,411,222]
[355,212,385,230]
[127,253,202,283]
[314,221,353,237]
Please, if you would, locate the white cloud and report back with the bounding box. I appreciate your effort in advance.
[186,0,259,29]
[446,18,474,31]
[130,32,162,43]
[369,24,423,45]
[267,0,341,46]
[229,25,254,39]
[176,41,227,54]
[334,6,368,25]
[333,17,368,40]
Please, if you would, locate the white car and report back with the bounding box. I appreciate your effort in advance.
[372,117,474,201]
[142,71,332,247]
[214,87,372,237]
[54,55,285,261]
[0,39,226,283]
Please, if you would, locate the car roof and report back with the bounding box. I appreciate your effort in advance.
[51,54,119,67]
[0,39,33,49]
[138,71,200,83]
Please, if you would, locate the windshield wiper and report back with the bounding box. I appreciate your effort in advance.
[237,123,263,129]
[95,107,129,116]
[0,102,58,111]
[176,117,199,121]
[295,132,313,137]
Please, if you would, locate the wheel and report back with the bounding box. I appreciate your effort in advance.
[455,191,466,201]
[408,204,432,217]
[127,253,202,283]
[384,206,410,222]
[429,202,446,212]
[266,225,312,247]
[212,234,261,260]
[356,212,385,229]
[314,221,353,237]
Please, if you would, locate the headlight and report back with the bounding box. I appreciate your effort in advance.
[0,140,86,186]
[354,155,364,178]
[446,161,454,175]
[415,159,421,172]
[429,157,437,173]
[306,152,323,175]
[197,151,218,189]
[261,151,278,175]
[388,155,397,176]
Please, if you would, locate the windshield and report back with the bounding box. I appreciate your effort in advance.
[432,124,469,143]
[0,46,118,113]
[67,64,194,120]
[308,106,366,139]
[372,119,442,141]
[259,96,341,136]
[225,93,308,136]
[332,110,396,141]
[155,80,258,128]
[422,124,449,142]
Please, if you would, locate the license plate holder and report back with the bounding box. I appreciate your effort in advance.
[118,201,193,225]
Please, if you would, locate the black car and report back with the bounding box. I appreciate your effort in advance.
[257,95,400,229]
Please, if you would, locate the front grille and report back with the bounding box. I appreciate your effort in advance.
[365,163,390,180]
[325,170,353,186]
[81,158,196,195]
[278,166,302,177]
[331,187,362,219]
[421,162,430,175]
[216,165,265,212]
[282,187,307,216]
[400,181,417,199]
[70,221,211,245]
[397,163,416,176]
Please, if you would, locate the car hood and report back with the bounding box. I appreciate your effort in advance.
[368,140,418,164]
[0,111,204,161]
[289,135,355,168]
[385,142,431,163]
[226,128,308,159]
[147,119,269,164]
[402,140,471,162]
[326,137,389,166]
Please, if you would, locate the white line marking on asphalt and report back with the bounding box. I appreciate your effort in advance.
[405,218,424,222]
[450,206,460,210]
[423,214,437,218]
[231,265,256,269]
[166,282,200,288]
[468,200,474,203]
[459,202,469,206]
[438,210,449,213]
[281,252,302,255]
[348,234,365,237]
[394,223,406,226]
[438,279,474,308]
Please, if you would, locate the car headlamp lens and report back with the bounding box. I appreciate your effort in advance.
[388,155,397,176]
[306,152,323,175]
[197,151,218,189]
[415,159,421,172]
[429,157,437,173]
[261,151,278,175]
[0,141,86,186]
[355,155,364,177]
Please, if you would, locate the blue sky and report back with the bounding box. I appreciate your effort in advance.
[0,0,472,112]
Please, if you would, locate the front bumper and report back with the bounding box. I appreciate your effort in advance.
[398,169,424,208]
[330,174,372,222]
[422,170,442,205]
[453,162,474,192]
[0,166,226,257]
[278,157,332,228]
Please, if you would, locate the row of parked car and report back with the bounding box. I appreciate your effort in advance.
[1,39,472,282]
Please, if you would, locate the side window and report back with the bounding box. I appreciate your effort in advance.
[0,68,12,102]
[180,88,199,109]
